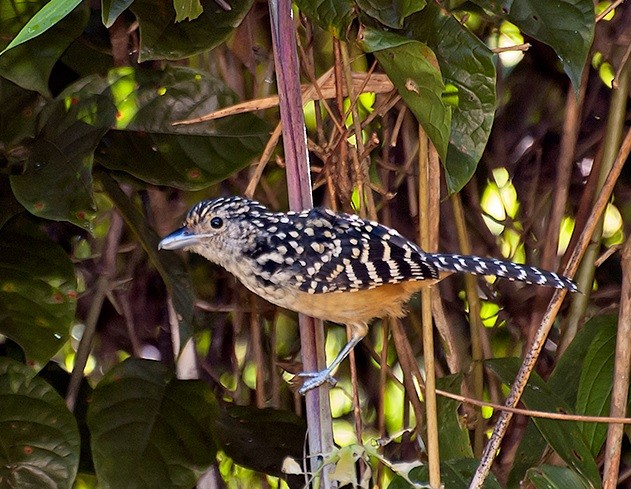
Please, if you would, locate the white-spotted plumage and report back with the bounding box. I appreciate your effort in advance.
[159,196,577,393]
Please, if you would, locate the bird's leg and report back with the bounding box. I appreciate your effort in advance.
[298,323,368,394]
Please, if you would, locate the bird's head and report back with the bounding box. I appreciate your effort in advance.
[158,196,268,266]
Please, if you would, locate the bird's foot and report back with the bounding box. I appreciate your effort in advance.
[297,370,337,394]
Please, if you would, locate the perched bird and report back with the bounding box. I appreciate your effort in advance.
[159,196,577,393]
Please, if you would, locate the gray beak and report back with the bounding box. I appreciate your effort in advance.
[158,227,199,250]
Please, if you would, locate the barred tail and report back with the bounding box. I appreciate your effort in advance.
[427,253,578,292]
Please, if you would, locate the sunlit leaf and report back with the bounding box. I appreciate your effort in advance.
[174,0,204,22]
[0,0,82,55]
[361,28,451,162]
[0,1,89,95]
[404,2,496,193]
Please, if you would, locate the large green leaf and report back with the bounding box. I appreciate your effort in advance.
[0,358,80,488]
[525,464,594,489]
[0,0,82,55]
[0,1,89,95]
[0,78,44,149]
[487,358,601,488]
[130,0,255,61]
[215,406,306,477]
[67,66,268,189]
[10,96,110,229]
[404,2,496,193]
[436,374,473,461]
[469,0,593,90]
[0,217,77,364]
[508,315,611,486]
[88,358,218,489]
[507,0,594,91]
[361,28,451,163]
[356,0,425,29]
[294,0,355,37]
[575,318,617,456]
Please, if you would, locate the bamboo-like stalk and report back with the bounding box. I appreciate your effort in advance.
[450,193,485,457]
[418,127,441,488]
[267,1,334,486]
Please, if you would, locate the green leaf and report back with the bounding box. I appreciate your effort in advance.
[507,420,547,488]
[508,314,607,487]
[88,358,218,489]
[174,0,204,22]
[525,464,594,489]
[356,0,425,29]
[101,0,135,27]
[61,66,269,189]
[98,170,196,354]
[0,78,44,149]
[0,217,77,364]
[215,406,306,477]
[507,0,594,90]
[436,374,473,460]
[0,358,80,488]
[0,0,82,56]
[10,95,110,229]
[575,318,617,455]
[549,315,615,406]
[404,2,496,193]
[0,1,89,95]
[130,0,254,61]
[487,358,601,488]
[361,28,451,163]
[388,459,501,488]
[294,0,355,38]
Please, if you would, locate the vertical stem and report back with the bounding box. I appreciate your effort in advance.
[450,193,485,457]
[418,127,441,488]
[268,0,334,484]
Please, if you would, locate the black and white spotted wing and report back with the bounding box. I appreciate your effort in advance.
[261,207,440,294]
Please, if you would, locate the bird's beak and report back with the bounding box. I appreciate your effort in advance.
[158,227,199,250]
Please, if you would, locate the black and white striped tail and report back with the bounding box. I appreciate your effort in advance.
[427,253,578,292]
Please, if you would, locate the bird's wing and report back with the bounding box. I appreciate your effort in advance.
[263,208,439,294]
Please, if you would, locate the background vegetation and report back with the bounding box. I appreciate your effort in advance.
[0,0,629,487]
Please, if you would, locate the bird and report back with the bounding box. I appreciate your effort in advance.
[159,196,577,394]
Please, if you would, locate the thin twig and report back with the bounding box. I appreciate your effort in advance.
[436,389,631,424]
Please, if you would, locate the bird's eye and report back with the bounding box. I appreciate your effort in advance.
[210,217,224,229]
